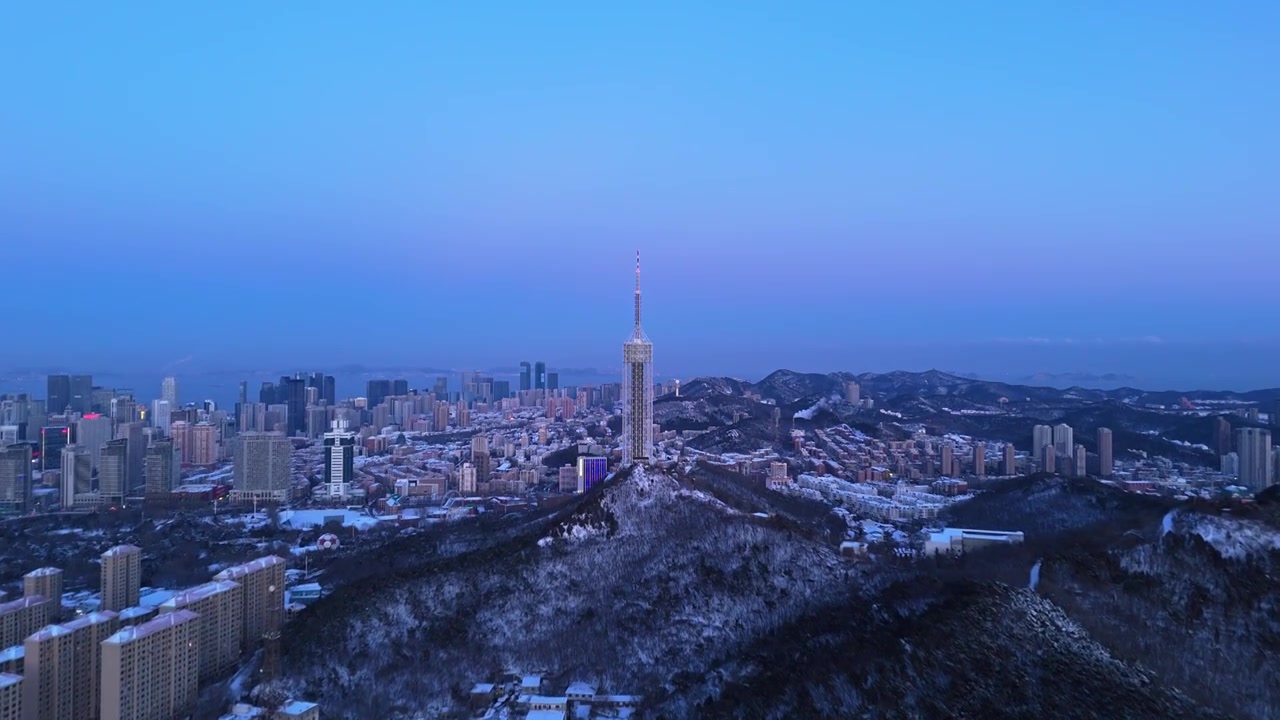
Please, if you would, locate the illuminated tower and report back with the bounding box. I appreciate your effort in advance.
[622,251,654,465]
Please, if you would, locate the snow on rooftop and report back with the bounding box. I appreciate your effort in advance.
[25,567,61,577]
[162,580,241,608]
[0,645,23,662]
[102,544,141,557]
[103,609,199,644]
[138,588,178,608]
[0,595,50,614]
[0,672,21,689]
[527,711,567,720]
[215,556,286,580]
[279,700,318,714]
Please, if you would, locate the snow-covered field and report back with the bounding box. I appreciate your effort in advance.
[278,509,380,531]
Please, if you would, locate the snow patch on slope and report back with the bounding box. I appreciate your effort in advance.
[1173,512,1280,560]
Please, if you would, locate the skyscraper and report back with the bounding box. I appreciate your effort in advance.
[40,426,71,471]
[161,376,179,407]
[391,379,409,397]
[190,423,218,466]
[23,610,119,720]
[0,444,32,514]
[46,375,71,415]
[322,420,355,501]
[100,438,130,504]
[1214,416,1233,456]
[61,446,92,506]
[1237,428,1274,492]
[622,252,654,465]
[233,432,291,502]
[144,439,180,497]
[366,380,392,408]
[547,371,559,393]
[973,442,986,477]
[75,413,112,470]
[69,375,92,415]
[100,610,200,720]
[519,362,532,392]
[1003,443,1016,475]
[534,362,547,391]
[1053,424,1074,459]
[259,381,277,405]
[1097,427,1114,477]
[470,435,490,484]
[279,376,307,437]
[1032,425,1052,463]
[150,399,173,435]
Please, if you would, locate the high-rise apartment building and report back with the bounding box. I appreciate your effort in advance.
[100,545,142,612]
[213,556,285,652]
[233,432,291,502]
[846,381,861,405]
[169,420,190,464]
[144,439,180,497]
[1053,424,1074,459]
[1097,427,1113,477]
[1042,445,1056,474]
[973,443,986,477]
[161,377,179,408]
[150,400,172,436]
[1003,443,1016,475]
[100,438,130,504]
[23,568,62,612]
[459,463,477,494]
[0,444,32,514]
[1237,428,1274,492]
[940,444,953,477]
[158,581,244,681]
[622,253,654,465]
[0,596,51,650]
[1074,444,1088,477]
[519,362,532,392]
[190,422,218,466]
[23,610,119,720]
[433,402,450,432]
[322,420,355,501]
[100,610,200,720]
[1032,425,1052,463]
[470,435,490,484]
[0,673,20,720]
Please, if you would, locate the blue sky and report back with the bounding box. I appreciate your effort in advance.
[1,2,1277,386]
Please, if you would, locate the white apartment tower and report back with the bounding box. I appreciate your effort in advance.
[622,251,654,465]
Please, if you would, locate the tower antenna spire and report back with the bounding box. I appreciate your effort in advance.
[634,250,642,329]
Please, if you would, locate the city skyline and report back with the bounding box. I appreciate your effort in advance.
[1,4,1277,384]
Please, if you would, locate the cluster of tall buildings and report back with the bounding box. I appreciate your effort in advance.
[0,549,285,720]
[1031,424,1113,477]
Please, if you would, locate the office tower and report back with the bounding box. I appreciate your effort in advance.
[40,427,70,471]
[61,446,93,507]
[493,380,511,400]
[366,380,392,408]
[144,439,180,497]
[459,463,477,494]
[534,362,547,391]
[306,405,328,439]
[76,413,112,470]
[547,371,559,393]
[158,581,244,682]
[622,253,655,465]
[1273,399,1280,429]
[305,386,319,406]
[390,379,409,397]
[238,381,248,406]
[110,396,136,424]
[161,376,179,408]
[190,423,218,465]
[116,421,146,492]
[100,438,129,504]
[1214,416,1232,456]
[940,444,953,477]
[0,595,51,649]
[519,362,532,392]
[1003,443,1016,475]
[1096,427,1113,477]
[259,381,277,404]
[278,376,307,437]
[150,399,173,435]
[322,420,355,501]
[22,610,119,720]
[46,375,71,415]
[1237,428,1274,492]
[233,432,291,502]
[101,545,142,612]
[265,404,289,433]
[213,556,285,651]
[1042,445,1056,474]
[23,568,62,608]
[307,372,335,406]
[1052,424,1073,458]
[577,456,608,493]
[100,610,200,720]
[432,377,448,400]
[1032,425,1052,463]
[973,443,986,477]
[0,674,18,720]
[0,444,32,514]
[68,375,92,415]
[471,435,490,484]
[1074,444,1088,477]
[846,381,861,405]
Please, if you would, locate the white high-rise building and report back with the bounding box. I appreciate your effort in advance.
[322,419,356,501]
[151,400,172,435]
[1032,425,1053,463]
[1053,423,1074,459]
[162,376,179,407]
[622,251,654,465]
[1237,428,1274,492]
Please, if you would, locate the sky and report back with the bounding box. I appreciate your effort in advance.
[1,2,1277,389]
